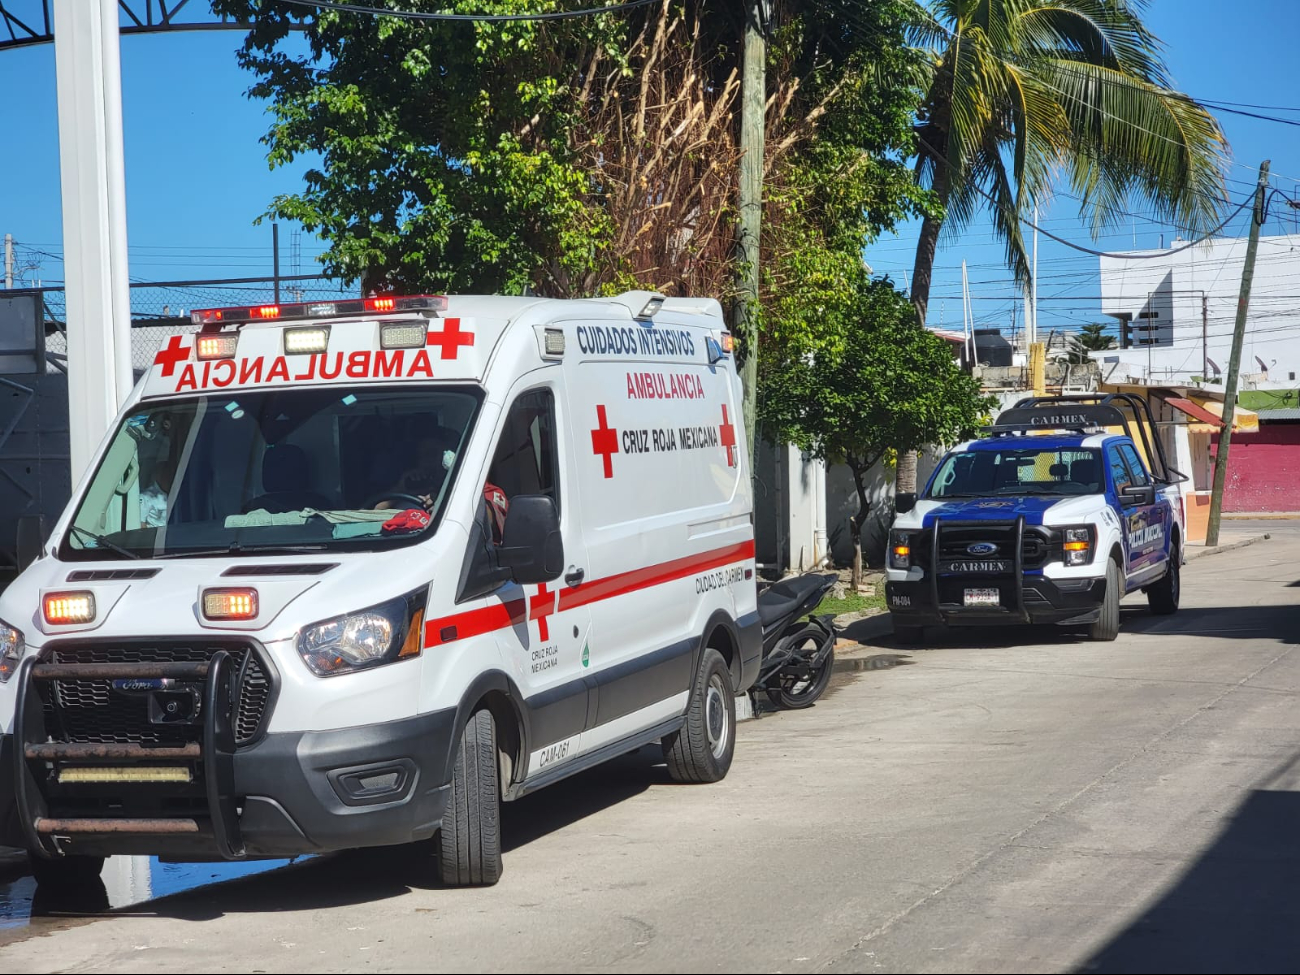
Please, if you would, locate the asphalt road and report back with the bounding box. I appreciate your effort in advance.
[3,534,1299,974]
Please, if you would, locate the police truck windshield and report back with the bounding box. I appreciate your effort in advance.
[928,447,1103,498]
[61,385,481,560]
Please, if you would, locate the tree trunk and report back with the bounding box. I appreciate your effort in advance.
[910,145,949,327]
[896,449,918,499]
[848,460,870,592]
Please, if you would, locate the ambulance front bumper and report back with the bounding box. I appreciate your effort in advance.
[2,653,455,860]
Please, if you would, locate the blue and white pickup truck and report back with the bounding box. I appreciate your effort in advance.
[885,395,1186,643]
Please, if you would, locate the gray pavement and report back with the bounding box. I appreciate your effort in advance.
[3,535,1300,973]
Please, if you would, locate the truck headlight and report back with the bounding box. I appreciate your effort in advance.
[1062,527,1094,566]
[296,588,427,677]
[889,531,912,570]
[0,619,24,683]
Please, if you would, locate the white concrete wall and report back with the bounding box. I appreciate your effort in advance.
[1098,234,1300,386]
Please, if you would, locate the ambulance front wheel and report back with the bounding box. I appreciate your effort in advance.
[663,647,735,784]
[433,708,502,887]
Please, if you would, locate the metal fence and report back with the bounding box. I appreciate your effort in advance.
[40,275,353,371]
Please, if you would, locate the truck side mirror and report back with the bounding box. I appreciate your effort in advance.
[497,495,564,584]
[895,492,917,515]
[1121,484,1155,507]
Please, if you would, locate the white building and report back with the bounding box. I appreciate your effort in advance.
[1098,233,1300,388]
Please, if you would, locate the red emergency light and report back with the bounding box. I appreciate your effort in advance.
[190,295,447,326]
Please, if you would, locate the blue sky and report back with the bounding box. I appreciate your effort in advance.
[1,1,1298,333]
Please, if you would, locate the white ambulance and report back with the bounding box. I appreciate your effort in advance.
[0,291,758,888]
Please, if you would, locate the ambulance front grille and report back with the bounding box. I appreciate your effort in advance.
[38,640,274,747]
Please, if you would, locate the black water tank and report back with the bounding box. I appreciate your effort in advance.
[972,328,1013,367]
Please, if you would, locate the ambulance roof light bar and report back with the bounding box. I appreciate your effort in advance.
[191,295,447,326]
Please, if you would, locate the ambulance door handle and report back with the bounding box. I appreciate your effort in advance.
[565,566,585,587]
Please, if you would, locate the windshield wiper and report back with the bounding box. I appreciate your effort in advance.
[154,542,330,560]
[67,524,143,561]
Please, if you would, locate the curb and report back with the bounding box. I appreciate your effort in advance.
[1186,533,1270,561]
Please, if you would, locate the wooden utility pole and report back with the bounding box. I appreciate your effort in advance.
[1206,159,1270,547]
[736,0,766,469]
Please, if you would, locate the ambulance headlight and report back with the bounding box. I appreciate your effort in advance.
[296,588,427,677]
[0,619,24,683]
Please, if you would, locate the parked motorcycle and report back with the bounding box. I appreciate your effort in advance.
[753,572,839,710]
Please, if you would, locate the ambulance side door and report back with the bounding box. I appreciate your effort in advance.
[470,381,593,778]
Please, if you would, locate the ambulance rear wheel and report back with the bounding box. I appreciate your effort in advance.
[1089,558,1122,642]
[1147,544,1180,615]
[434,708,502,887]
[27,852,105,890]
[663,647,735,784]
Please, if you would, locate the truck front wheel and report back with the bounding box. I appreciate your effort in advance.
[1088,558,1122,642]
[1147,543,1181,615]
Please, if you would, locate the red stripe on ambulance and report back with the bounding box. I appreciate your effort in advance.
[422,540,755,648]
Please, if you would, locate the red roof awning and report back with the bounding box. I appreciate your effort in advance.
[1164,396,1224,428]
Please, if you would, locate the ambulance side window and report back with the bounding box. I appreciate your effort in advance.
[457,388,559,601]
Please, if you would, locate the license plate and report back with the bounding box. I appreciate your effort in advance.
[964,588,1000,607]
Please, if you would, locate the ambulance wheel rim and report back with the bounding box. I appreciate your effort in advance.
[705,674,729,758]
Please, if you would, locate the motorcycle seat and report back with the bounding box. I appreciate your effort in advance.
[757,573,833,627]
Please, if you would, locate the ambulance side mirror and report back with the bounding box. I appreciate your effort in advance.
[497,495,564,584]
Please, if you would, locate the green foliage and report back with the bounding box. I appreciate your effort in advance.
[1077,323,1114,351]
[909,0,1228,315]
[760,281,993,484]
[210,0,631,295]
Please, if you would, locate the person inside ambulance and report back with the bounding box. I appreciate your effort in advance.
[373,426,461,513]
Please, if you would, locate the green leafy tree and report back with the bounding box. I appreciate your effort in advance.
[1078,322,1114,351]
[907,0,1228,326]
[210,0,633,295]
[760,281,992,583]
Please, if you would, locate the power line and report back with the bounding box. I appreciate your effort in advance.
[275,0,657,21]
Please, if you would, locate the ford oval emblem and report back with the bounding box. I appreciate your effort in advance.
[967,542,998,556]
[111,678,166,694]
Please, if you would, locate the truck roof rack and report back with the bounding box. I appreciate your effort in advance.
[989,393,1187,485]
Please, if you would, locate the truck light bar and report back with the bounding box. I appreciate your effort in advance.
[191,295,447,326]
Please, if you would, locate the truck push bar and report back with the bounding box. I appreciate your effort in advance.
[990,393,1187,485]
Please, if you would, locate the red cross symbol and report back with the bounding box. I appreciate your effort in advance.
[426,318,475,360]
[153,335,191,377]
[719,405,737,467]
[590,405,619,479]
[529,582,557,642]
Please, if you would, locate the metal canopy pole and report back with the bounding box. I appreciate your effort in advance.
[52,0,135,482]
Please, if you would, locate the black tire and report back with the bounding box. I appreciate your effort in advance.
[764,625,835,710]
[1089,557,1123,641]
[662,647,735,783]
[1147,543,1181,615]
[27,852,105,890]
[893,623,924,645]
[434,709,502,887]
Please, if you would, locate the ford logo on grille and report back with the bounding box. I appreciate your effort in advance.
[111,678,168,694]
[967,542,998,556]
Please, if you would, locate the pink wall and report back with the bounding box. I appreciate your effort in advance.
[1211,424,1300,512]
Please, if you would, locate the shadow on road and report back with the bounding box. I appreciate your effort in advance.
[1075,752,1300,974]
[19,748,659,924]
[858,603,1300,652]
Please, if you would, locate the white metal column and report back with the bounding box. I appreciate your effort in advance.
[53,0,134,482]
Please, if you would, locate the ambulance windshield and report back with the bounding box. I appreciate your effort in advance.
[61,385,481,560]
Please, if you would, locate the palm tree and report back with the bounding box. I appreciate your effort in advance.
[908,0,1227,327]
